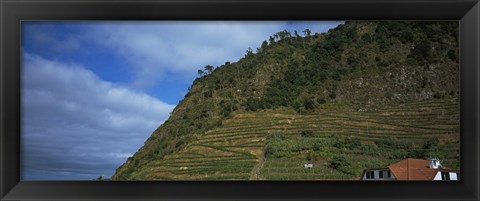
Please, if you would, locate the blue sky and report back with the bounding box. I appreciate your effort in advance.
[21,21,343,180]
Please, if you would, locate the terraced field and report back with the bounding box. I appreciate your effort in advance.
[139,98,459,180]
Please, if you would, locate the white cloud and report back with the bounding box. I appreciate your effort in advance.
[21,53,176,180]
[86,21,341,88]
[24,21,343,89]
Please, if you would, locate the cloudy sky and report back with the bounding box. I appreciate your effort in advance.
[21,21,343,180]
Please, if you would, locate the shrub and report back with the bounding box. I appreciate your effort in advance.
[268,132,286,142]
[245,98,263,111]
[175,139,184,149]
[317,97,326,104]
[357,143,379,156]
[405,149,427,159]
[433,92,445,99]
[264,140,296,158]
[329,90,337,99]
[346,137,362,149]
[312,142,322,151]
[329,155,349,170]
[333,135,346,149]
[265,133,294,158]
[301,130,314,138]
[306,153,313,161]
[422,138,439,149]
[304,99,316,110]
[328,155,356,174]
[374,137,413,149]
[390,149,409,159]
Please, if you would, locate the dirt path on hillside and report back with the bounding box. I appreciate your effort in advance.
[249,151,266,180]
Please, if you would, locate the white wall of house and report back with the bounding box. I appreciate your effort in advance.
[450,172,458,180]
[433,171,459,180]
[362,169,396,180]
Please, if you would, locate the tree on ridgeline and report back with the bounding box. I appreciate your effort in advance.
[204,65,214,74]
[269,36,275,44]
[294,30,301,38]
[245,47,254,57]
[197,69,204,77]
[260,40,268,52]
[303,29,311,36]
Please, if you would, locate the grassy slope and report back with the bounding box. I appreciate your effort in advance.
[123,98,459,180]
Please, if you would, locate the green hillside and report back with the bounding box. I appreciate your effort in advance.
[111,21,459,180]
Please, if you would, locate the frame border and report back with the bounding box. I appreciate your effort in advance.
[1,0,479,200]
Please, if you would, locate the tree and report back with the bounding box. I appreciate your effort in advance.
[96,176,104,181]
[269,36,275,44]
[276,30,291,42]
[282,30,292,38]
[345,137,362,149]
[317,97,326,104]
[304,99,315,110]
[245,47,254,57]
[261,40,268,50]
[422,138,439,149]
[329,155,350,170]
[273,33,279,41]
[421,138,440,157]
[303,29,311,37]
[301,130,314,137]
[204,65,214,74]
[294,30,301,38]
[197,69,204,77]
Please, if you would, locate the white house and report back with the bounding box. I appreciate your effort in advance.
[360,158,459,181]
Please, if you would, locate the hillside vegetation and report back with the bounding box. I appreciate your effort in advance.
[111,21,459,180]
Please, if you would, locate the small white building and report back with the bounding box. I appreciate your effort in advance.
[361,158,459,181]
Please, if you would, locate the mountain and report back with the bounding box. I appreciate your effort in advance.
[111,21,459,180]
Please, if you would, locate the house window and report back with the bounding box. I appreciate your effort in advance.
[387,170,391,178]
[366,171,374,179]
[378,170,390,179]
[441,172,451,180]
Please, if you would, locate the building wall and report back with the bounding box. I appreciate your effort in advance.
[361,169,396,180]
[433,171,459,180]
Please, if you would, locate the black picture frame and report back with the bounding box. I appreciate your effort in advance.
[1,0,479,200]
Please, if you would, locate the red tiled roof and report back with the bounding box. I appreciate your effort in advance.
[387,158,439,180]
